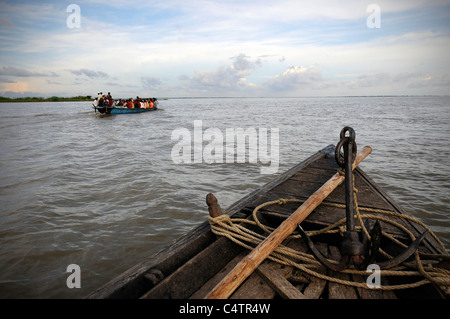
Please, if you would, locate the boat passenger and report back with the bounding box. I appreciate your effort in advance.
[93,98,99,107]
[134,96,141,108]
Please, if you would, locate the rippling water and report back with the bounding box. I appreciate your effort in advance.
[0,96,449,298]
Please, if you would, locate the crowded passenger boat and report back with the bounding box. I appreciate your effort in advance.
[93,92,158,114]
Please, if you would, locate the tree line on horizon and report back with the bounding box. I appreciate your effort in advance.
[0,95,92,102]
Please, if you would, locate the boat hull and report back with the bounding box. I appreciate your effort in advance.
[87,145,449,299]
[93,106,157,114]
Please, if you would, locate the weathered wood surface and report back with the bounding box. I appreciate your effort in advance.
[87,145,447,299]
[205,146,372,299]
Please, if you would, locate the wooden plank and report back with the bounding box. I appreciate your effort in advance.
[86,224,215,299]
[230,272,276,299]
[225,147,332,216]
[205,146,373,299]
[298,242,328,298]
[269,178,330,200]
[302,276,327,299]
[256,261,306,299]
[291,169,337,183]
[352,273,397,299]
[140,237,242,299]
[280,239,328,299]
[327,246,359,299]
[307,156,342,170]
[253,163,416,242]
[191,252,250,299]
[253,197,412,243]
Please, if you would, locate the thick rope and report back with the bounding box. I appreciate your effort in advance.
[208,192,450,294]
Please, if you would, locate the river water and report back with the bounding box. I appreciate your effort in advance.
[0,96,449,298]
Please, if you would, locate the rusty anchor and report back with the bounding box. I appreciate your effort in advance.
[298,127,428,271]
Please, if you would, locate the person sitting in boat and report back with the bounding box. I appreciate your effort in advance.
[126,99,134,108]
[134,96,141,108]
[98,94,105,106]
[93,98,99,107]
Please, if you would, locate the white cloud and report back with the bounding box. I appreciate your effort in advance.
[0,66,58,77]
[142,76,163,89]
[185,54,261,94]
[1,0,449,97]
[265,65,323,90]
[351,72,450,90]
[68,69,108,78]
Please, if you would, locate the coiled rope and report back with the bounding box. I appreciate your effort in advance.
[208,194,450,294]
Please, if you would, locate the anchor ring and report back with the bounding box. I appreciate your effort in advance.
[335,127,357,168]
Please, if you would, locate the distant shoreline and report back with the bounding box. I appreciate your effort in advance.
[0,95,446,103]
[0,96,93,103]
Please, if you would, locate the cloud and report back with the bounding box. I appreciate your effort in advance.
[262,66,450,95]
[353,71,450,89]
[406,73,450,88]
[188,54,261,92]
[0,66,57,77]
[68,69,109,78]
[356,73,391,88]
[141,76,163,89]
[0,81,30,93]
[1,1,449,97]
[231,53,261,71]
[266,65,323,91]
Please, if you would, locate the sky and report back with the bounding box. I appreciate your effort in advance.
[0,0,449,98]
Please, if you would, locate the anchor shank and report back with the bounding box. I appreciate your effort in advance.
[344,140,355,232]
[340,128,363,258]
